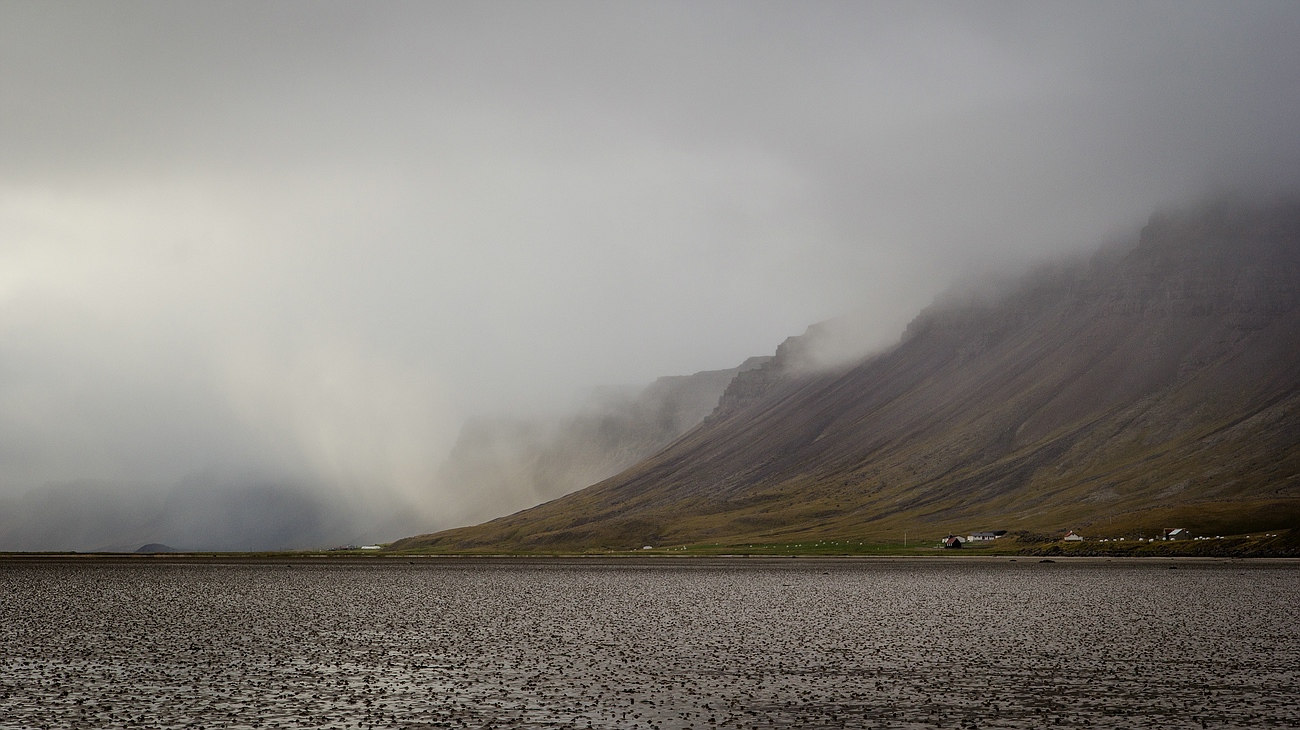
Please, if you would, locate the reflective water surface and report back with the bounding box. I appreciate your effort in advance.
[2,558,1297,729]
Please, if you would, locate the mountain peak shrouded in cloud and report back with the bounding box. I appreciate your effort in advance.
[2,2,1299,549]
[395,196,1300,551]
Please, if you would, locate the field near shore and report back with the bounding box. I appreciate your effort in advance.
[4,525,1296,561]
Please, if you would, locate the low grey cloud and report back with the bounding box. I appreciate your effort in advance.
[1,1,1298,540]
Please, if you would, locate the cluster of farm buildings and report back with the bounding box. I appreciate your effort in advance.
[939,527,1193,548]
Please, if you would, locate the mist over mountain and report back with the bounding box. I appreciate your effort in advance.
[439,358,771,525]
[0,360,770,551]
[4,4,1300,552]
[396,197,1300,551]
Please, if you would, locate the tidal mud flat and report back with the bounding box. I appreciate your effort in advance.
[2,558,1297,729]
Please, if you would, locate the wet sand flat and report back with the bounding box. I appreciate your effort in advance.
[2,558,1297,729]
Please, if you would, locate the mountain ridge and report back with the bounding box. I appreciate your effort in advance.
[394,198,1300,551]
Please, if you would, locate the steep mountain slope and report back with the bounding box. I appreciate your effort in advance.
[437,357,771,523]
[395,199,1300,551]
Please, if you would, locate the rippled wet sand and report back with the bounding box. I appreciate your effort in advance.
[2,558,1297,729]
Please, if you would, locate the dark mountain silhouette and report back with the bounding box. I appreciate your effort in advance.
[395,197,1300,551]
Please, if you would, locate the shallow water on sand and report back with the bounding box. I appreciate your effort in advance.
[2,558,1297,729]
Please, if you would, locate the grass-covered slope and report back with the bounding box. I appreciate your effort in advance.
[394,199,1300,552]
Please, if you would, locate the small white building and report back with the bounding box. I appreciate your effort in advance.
[1063,531,1084,542]
[966,531,1003,542]
[1162,528,1189,540]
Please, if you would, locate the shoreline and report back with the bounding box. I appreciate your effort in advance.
[2,552,1297,565]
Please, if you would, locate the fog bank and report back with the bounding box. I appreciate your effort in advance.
[2,1,1299,547]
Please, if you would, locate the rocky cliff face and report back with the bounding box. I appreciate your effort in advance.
[396,197,1300,551]
[711,318,883,418]
[709,339,805,418]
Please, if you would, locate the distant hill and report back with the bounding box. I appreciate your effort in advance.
[0,480,364,552]
[394,197,1300,551]
[438,357,771,524]
[134,543,179,554]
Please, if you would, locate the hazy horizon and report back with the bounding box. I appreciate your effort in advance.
[3,1,1300,545]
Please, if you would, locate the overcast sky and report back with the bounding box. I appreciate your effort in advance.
[2,1,1299,521]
